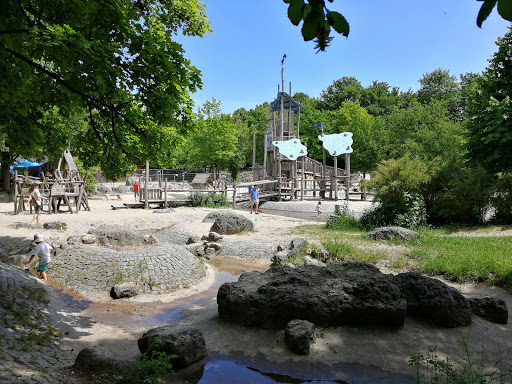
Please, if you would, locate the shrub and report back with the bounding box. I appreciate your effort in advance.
[491,172,512,224]
[326,203,359,230]
[188,191,229,207]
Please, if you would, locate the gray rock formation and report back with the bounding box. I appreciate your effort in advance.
[285,319,316,355]
[43,221,67,230]
[73,347,132,372]
[310,243,331,263]
[88,225,145,247]
[466,296,508,324]
[217,262,406,329]
[304,255,326,267]
[364,226,418,241]
[202,210,234,223]
[110,282,138,299]
[398,272,472,327]
[154,226,197,246]
[81,234,96,244]
[209,212,254,235]
[138,325,207,368]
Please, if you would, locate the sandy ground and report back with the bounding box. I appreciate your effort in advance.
[2,196,512,383]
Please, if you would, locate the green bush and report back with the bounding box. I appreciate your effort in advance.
[491,172,512,224]
[358,193,427,231]
[188,191,229,207]
[326,203,359,230]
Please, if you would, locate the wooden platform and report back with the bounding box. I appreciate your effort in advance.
[111,200,188,210]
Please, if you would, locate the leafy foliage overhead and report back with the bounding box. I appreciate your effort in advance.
[0,0,211,180]
[284,0,511,52]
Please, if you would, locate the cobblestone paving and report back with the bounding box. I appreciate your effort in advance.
[0,264,75,384]
[50,243,207,300]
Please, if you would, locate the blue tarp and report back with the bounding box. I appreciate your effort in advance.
[13,160,41,168]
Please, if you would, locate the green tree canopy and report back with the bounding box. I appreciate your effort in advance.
[466,27,512,174]
[0,0,211,185]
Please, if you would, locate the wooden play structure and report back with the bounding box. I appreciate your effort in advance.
[13,149,90,214]
[255,65,358,201]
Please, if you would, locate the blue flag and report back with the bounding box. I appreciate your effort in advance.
[314,124,322,128]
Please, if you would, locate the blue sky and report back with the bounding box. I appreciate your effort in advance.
[180,0,511,114]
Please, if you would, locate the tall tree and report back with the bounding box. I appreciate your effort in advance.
[320,77,363,110]
[466,27,512,174]
[417,68,461,121]
[0,0,211,187]
[331,101,384,176]
[186,99,240,178]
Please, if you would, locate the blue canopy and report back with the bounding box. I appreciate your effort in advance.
[13,160,41,168]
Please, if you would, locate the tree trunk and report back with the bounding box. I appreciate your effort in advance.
[1,152,13,191]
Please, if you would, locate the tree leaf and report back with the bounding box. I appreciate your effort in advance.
[477,0,497,27]
[497,0,512,21]
[288,0,305,26]
[327,11,349,37]
[302,10,323,41]
[283,0,292,3]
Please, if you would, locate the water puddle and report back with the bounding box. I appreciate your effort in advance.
[184,357,413,384]
[60,292,92,311]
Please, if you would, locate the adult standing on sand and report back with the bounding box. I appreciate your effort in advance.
[30,184,46,224]
[133,180,140,201]
[250,185,259,214]
[24,234,54,282]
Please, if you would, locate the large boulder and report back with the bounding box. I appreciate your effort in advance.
[398,272,472,327]
[88,225,145,247]
[43,221,68,230]
[110,282,138,299]
[364,226,418,241]
[285,319,316,355]
[466,296,508,324]
[138,325,207,369]
[217,262,406,329]
[73,347,132,372]
[209,212,254,235]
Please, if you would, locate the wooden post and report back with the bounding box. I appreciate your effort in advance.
[345,153,351,201]
[164,179,168,208]
[145,160,149,210]
[334,155,338,201]
[232,181,237,207]
[301,157,305,201]
[252,133,257,181]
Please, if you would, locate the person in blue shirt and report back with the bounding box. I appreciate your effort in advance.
[250,185,259,214]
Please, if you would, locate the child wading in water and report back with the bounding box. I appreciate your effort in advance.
[315,201,322,221]
[24,234,54,282]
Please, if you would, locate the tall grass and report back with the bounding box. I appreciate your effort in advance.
[412,233,512,291]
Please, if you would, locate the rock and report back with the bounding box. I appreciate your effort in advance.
[138,325,207,369]
[126,176,136,186]
[186,235,201,245]
[43,221,67,230]
[466,296,508,324]
[271,251,289,266]
[398,272,471,327]
[205,247,216,256]
[110,282,138,299]
[207,232,223,242]
[73,347,131,372]
[183,243,203,255]
[290,238,308,251]
[364,226,418,241]
[88,225,145,247]
[67,235,82,245]
[154,226,198,246]
[217,262,406,329]
[81,234,96,244]
[207,242,222,251]
[304,255,326,267]
[114,185,129,194]
[210,212,254,235]
[0,192,12,203]
[285,319,316,355]
[202,211,234,223]
[0,252,24,266]
[310,243,330,263]
[0,247,9,261]
[144,235,159,245]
